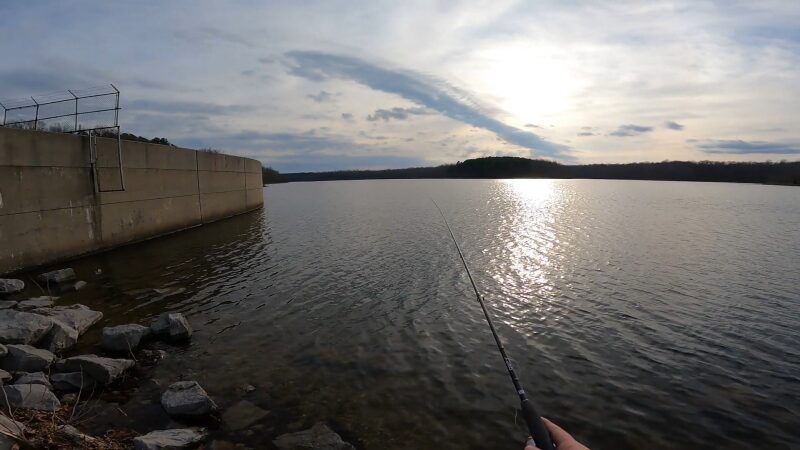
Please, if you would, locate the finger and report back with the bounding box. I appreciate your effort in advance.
[524,446,538,450]
[542,417,574,444]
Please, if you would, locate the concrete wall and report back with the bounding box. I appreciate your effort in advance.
[0,127,263,275]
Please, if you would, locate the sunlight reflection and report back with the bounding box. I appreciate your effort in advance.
[492,179,568,325]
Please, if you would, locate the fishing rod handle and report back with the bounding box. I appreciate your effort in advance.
[521,398,555,450]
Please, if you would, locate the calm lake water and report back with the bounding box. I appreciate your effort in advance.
[23,179,800,449]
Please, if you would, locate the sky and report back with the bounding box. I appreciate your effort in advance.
[1,1,799,172]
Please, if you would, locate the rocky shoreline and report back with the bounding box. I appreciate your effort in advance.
[0,272,355,450]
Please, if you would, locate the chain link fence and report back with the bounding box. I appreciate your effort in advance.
[0,84,120,133]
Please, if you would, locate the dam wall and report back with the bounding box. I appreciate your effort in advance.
[0,127,263,275]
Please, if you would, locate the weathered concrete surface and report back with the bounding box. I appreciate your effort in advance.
[0,127,263,275]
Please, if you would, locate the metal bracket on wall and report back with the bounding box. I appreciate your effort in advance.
[88,127,126,193]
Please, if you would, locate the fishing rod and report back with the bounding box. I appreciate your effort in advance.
[432,200,555,450]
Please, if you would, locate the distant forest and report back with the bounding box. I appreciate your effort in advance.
[262,156,800,186]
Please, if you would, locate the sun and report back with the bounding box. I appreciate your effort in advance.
[473,43,580,125]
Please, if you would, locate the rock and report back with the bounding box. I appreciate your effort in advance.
[51,372,98,392]
[243,384,256,393]
[38,318,79,353]
[273,423,355,450]
[0,370,10,384]
[55,355,134,384]
[0,279,24,296]
[34,304,102,335]
[133,428,208,450]
[161,381,217,417]
[16,297,55,311]
[58,424,97,444]
[61,392,78,404]
[0,310,53,345]
[71,280,88,291]
[0,344,6,358]
[0,413,25,448]
[1,384,60,411]
[37,268,76,285]
[151,313,192,342]
[100,324,151,353]
[0,301,17,310]
[13,372,51,389]
[0,344,55,372]
[222,400,269,431]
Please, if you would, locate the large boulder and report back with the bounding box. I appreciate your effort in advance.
[133,428,207,450]
[1,384,60,411]
[38,318,79,353]
[0,344,55,372]
[273,423,355,450]
[51,372,98,392]
[13,372,52,389]
[150,313,192,342]
[37,268,76,285]
[0,279,24,296]
[160,381,217,417]
[100,324,151,353]
[0,310,53,345]
[34,304,102,335]
[55,355,134,384]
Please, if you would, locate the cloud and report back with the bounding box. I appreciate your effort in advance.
[127,99,255,115]
[341,112,354,121]
[577,132,596,137]
[609,124,653,137]
[366,106,429,122]
[664,121,684,130]
[696,139,800,155]
[524,123,541,128]
[284,51,570,159]
[307,91,335,102]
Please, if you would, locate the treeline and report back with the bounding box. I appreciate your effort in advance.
[265,156,800,186]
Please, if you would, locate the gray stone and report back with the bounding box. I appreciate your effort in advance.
[34,304,102,335]
[58,424,97,444]
[160,381,217,417]
[55,354,134,384]
[273,423,355,450]
[0,413,25,448]
[38,318,79,353]
[1,384,60,411]
[13,372,51,389]
[16,297,54,311]
[0,310,53,345]
[0,279,24,296]
[71,280,88,291]
[133,428,207,450]
[37,268,76,285]
[222,400,269,431]
[0,344,6,358]
[100,324,151,353]
[60,392,78,404]
[0,370,10,384]
[0,301,17,310]
[51,372,98,392]
[151,313,192,342]
[0,344,55,372]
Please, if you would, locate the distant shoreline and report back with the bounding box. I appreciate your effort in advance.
[264,156,800,186]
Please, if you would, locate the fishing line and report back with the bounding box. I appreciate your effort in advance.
[431,199,555,450]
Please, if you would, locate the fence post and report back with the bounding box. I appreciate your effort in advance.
[68,89,78,132]
[31,97,39,130]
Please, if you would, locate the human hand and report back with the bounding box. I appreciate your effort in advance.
[524,417,589,450]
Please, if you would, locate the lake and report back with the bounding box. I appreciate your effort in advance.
[30,179,799,449]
